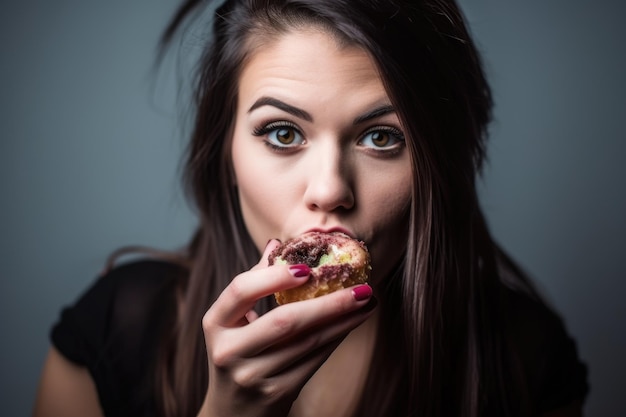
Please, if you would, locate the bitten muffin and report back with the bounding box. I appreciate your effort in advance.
[269,231,371,304]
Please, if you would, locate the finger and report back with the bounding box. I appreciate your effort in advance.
[250,238,281,271]
[234,286,375,357]
[273,336,343,383]
[207,264,310,327]
[234,339,343,399]
[232,297,376,381]
[205,290,375,378]
[205,239,284,327]
[245,310,259,323]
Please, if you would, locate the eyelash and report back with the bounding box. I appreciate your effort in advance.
[359,125,405,156]
[252,121,303,153]
[252,120,299,136]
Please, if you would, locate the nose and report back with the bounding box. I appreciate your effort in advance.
[302,144,355,212]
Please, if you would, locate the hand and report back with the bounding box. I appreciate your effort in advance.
[198,239,376,417]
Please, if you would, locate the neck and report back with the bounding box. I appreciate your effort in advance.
[289,309,380,417]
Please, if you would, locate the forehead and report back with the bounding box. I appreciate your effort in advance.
[238,29,386,104]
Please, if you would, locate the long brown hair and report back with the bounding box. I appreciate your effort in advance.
[155,1,541,416]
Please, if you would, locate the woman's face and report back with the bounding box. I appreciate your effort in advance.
[231,28,412,283]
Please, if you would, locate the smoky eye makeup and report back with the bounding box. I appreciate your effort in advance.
[252,120,306,152]
[357,125,406,157]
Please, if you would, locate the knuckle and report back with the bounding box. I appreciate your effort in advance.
[232,367,260,390]
[259,381,298,405]
[227,277,246,300]
[209,344,235,368]
[269,312,296,335]
[201,311,214,332]
[259,381,282,400]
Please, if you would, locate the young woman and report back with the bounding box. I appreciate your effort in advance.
[33,1,588,416]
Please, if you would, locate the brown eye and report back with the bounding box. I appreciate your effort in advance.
[276,128,296,144]
[370,131,390,147]
[253,121,304,151]
[360,127,404,150]
[259,122,305,149]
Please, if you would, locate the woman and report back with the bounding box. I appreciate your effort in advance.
[33,1,588,416]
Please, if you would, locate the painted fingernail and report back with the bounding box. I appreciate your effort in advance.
[288,264,310,278]
[352,285,372,301]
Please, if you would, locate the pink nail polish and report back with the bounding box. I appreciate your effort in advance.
[289,264,310,278]
[352,285,372,301]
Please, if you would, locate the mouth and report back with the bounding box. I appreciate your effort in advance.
[303,227,356,239]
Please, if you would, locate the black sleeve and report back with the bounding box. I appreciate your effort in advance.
[50,260,182,416]
[533,308,589,413]
[507,290,589,414]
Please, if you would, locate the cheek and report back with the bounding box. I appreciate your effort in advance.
[232,147,265,247]
[362,162,412,226]
[360,165,412,281]
[231,136,296,249]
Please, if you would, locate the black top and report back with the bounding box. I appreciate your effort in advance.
[51,260,589,416]
[51,260,182,416]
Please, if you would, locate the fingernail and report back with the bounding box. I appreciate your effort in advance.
[352,285,372,301]
[263,239,276,255]
[288,264,310,278]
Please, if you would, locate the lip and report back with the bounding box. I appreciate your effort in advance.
[303,227,356,239]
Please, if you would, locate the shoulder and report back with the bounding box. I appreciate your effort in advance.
[96,259,186,319]
[95,258,186,299]
[504,288,566,346]
[502,287,589,413]
[52,259,185,349]
[96,258,186,332]
[52,258,186,363]
[50,259,187,415]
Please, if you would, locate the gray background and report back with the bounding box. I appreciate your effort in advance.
[1,0,624,416]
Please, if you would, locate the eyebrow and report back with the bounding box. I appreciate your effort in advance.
[352,104,395,125]
[248,96,396,125]
[248,97,312,122]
